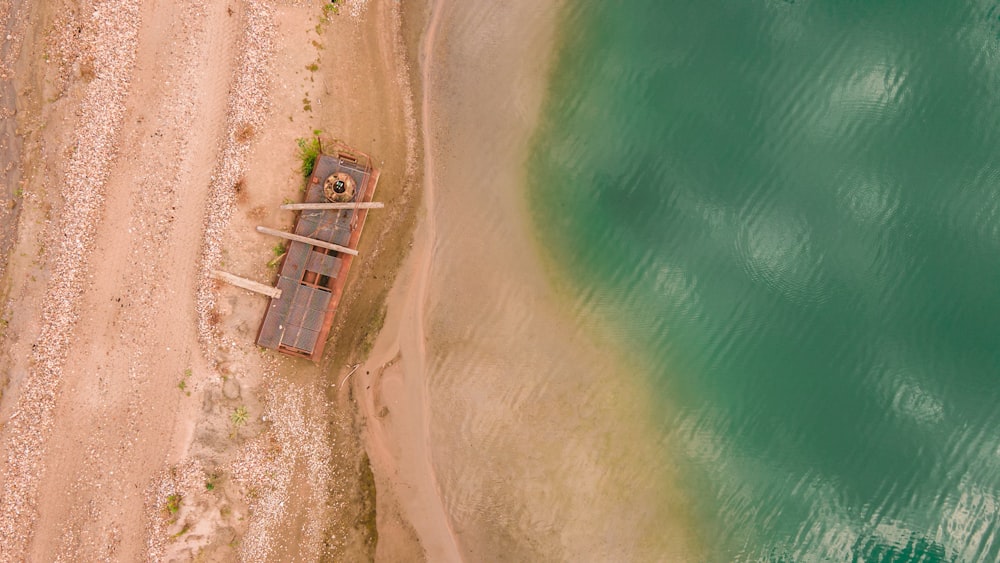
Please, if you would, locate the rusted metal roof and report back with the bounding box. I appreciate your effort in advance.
[256,149,380,360]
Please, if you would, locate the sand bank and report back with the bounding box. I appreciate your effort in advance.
[359,0,701,560]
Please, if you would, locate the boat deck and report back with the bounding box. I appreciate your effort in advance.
[256,150,379,359]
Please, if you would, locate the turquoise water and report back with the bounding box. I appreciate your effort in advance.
[530,1,1000,560]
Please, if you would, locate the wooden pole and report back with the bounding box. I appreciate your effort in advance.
[212,270,282,299]
[279,202,384,211]
[256,225,359,256]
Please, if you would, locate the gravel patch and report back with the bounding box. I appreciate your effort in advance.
[0,0,141,556]
[230,381,335,562]
[195,0,277,355]
[143,460,206,561]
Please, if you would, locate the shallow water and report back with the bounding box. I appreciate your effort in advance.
[418,1,697,560]
[530,1,1000,560]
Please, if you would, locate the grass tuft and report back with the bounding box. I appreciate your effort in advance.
[231,406,248,426]
[165,494,182,515]
[296,136,322,177]
[178,367,192,392]
[172,523,191,539]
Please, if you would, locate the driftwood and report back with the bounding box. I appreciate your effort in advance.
[279,202,384,211]
[255,225,359,256]
[212,270,282,299]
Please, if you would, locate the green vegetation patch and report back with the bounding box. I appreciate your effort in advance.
[165,493,182,515]
[358,453,378,550]
[231,405,248,426]
[296,136,322,177]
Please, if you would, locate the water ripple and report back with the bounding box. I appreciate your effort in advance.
[528,0,1000,559]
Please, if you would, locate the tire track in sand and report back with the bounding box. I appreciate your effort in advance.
[0,0,141,559]
[28,1,238,559]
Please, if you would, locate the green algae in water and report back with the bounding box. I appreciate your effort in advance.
[530,0,1000,559]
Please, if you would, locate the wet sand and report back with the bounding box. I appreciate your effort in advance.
[360,0,700,560]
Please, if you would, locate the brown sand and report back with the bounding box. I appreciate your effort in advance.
[3,0,697,559]
[0,0,421,560]
[358,0,702,561]
[0,0,28,277]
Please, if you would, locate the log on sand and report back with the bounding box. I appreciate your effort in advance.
[212,270,282,299]
[279,202,384,211]
[255,225,359,256]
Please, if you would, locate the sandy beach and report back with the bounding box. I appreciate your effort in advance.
[0,0,421,560]
[358,0,700,560]
[1,0,698,560]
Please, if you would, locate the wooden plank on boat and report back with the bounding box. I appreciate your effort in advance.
[256,225,359,256]
[279,202,385,211]
[212,270,282,299]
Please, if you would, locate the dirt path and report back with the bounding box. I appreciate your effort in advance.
[0,0,145,557]
[0,0,258,558]
[0,0,422,560]
[28,2,237,559]
[0,0,28,276]
[0,0,242,559]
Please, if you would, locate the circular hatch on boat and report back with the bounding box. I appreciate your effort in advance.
[323,172,357,202]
